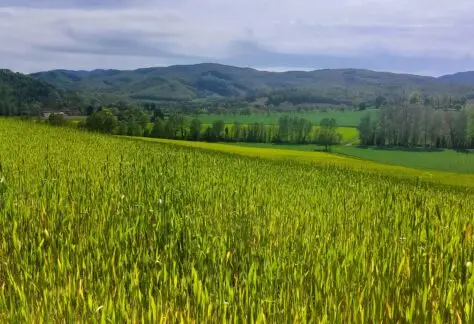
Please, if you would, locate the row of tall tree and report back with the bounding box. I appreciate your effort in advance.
[85,107,150,136]
[148,115,341,149]
[358,104,474,149]
[85,108,342,148]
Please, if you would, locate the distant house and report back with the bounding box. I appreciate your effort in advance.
[42,109,71,118]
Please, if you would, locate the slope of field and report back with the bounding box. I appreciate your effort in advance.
[1,120,474,322]
[136,137,474,188]
[196,110,377,127]
[224,142,474,175]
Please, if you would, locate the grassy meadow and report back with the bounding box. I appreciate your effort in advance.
[334,146,474,174]
[1,119,474,322]
[196,109,378,127]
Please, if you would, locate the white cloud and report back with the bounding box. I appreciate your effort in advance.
[1,0,474,74]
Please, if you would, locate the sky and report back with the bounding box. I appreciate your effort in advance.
[1,0,474,75]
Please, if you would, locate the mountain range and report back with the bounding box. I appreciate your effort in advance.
[4,64,474,115]
[0,69,82,115]
[29,64,474,106]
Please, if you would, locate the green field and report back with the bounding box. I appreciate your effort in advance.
[334,146,474,174]
[1,120,474,322]
[196,109,378,127]
[140,138,474,187]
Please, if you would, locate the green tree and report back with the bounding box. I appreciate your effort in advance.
[117,107,149,136]
[468,107,474,147]
[189,118,202,141]
[409,92,421,105]
[126,121,145,137]
[211,120,225,141]
[297,118,313,143]
[358,114,373,146]
[151,118,166,138]
[317,118,339,151]
[277,116,290,143]
[86,109,118,134]
[152,108,165,122]
[375,96,386,109]
[165,115,179,139]
[452,110,468,149]
[232,121,242,142]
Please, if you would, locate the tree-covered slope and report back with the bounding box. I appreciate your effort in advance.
[438,71,474,86]
[0,69,82,115]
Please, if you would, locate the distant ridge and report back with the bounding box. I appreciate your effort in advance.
[30,63,474,104]
[0,69,82,114]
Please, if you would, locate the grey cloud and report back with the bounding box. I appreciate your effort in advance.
[2,0,474,75]
[36,27,204,60]
[224,40,474,76]
[0,0,132,8]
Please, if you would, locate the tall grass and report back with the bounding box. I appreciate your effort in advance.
[0,119,473,322]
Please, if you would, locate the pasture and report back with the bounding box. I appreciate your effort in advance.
[334,146,474,174]
[228,142,474,174]
[0,119,473,322]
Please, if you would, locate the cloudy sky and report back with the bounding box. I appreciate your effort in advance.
[1,0,474,75]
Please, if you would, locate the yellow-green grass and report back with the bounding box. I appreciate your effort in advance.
[2,119,474,322]
[336,126,359,144]
[135,137,474,188]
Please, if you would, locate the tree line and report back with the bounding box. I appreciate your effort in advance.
[150,115,342,149]
[358,103,474,149]
[81,108,342,149]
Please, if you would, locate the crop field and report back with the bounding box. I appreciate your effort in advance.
[1,119,474,322]
[144,138,474,188]
[196,109,378,127]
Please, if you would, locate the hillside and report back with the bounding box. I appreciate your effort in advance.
[0,69,82,115]
[31,64,474,105]
[438,71,474,85]
[1,119,473,321]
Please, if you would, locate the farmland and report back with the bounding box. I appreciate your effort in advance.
[1,119,474,322]
[139,138,474,187]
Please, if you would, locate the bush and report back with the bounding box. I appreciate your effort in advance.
[86,109,118,134]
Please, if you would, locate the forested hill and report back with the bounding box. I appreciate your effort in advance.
[439,71,474,85]
[0,69,83,115]
[31,64,474,105]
